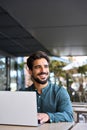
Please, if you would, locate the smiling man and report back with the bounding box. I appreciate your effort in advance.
[23,51,73,124]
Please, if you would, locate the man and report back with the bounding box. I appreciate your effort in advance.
[24,51,73,124]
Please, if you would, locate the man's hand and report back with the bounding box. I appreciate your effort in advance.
[37,113,50,124]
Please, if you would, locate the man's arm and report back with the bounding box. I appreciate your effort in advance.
[47,88,74,123]
[38,87,74,123]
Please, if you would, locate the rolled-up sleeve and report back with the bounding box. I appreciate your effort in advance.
[47,88,74,122]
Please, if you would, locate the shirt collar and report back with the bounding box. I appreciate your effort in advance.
[32,81,50,93]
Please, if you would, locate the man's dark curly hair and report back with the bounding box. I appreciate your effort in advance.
[27,51,50,70]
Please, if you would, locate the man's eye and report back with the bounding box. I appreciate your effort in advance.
[34,66,40,69]
[45,65,49,68]
[34,65,49,69]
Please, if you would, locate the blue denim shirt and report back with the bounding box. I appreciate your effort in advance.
[23,81,74,123]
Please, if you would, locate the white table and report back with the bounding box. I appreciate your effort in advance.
[72,102,87,107]
[73,107,87,122]
[0,122,74,130]
[71,123,87,130]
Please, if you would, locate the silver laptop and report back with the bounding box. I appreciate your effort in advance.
[0,91,40,126]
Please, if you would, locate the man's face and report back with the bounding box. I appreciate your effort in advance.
[30,58,49,84]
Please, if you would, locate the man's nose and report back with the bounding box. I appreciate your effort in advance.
[40,66,45,72]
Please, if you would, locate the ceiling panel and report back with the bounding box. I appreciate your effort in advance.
[0,5,50,57]
[0,0,87,57]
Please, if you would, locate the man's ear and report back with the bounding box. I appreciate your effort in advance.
[26,67,32,75]
[29,69,32,75]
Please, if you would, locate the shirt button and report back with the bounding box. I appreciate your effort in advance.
[39,96,41,98]
[38,107,40,109]
[50,119,52,123]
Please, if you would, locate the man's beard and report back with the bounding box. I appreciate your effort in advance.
[32,72,49,84]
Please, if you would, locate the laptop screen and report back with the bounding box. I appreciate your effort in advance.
[0,91,39,126]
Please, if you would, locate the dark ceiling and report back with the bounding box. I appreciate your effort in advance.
[0,6,50,57]
[0,0,87,57]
